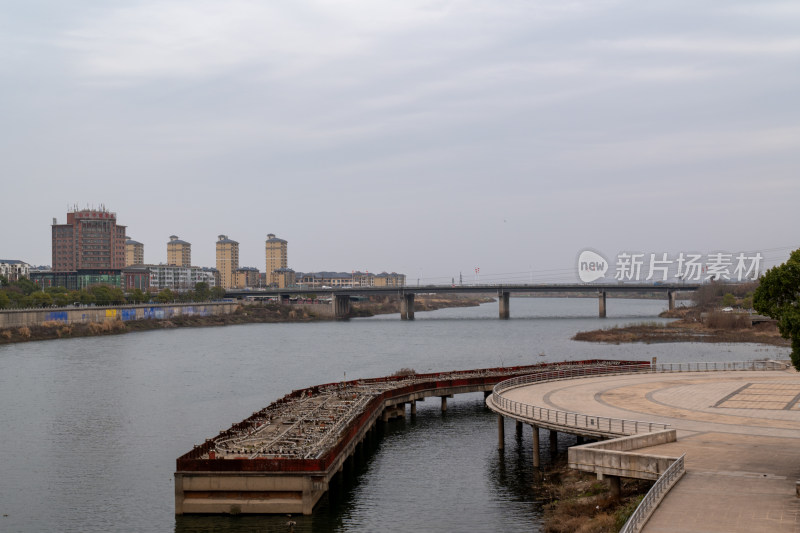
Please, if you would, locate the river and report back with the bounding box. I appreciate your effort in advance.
[0,298,789,532]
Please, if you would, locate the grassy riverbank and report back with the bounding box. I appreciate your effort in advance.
[539,457,652,533]
[0,294,494,345]
[573,305,789,347]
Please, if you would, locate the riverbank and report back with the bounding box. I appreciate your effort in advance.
[539,459,651,533]
[0,294,494,345]
[573,306,789,347]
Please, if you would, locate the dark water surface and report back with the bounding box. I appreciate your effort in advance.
[0,298,788,532]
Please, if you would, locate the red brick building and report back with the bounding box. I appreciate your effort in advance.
[52,207,127,271]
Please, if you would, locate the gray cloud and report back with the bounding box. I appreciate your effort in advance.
[1,0,798,280]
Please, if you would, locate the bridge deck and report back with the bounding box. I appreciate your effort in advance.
[226,282,700,298]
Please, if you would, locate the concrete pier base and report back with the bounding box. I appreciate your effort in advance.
[440,395,452,412]
[400,294,415,320]
[608,475,621,501]
[598,291,607,318]
[332,295,350,318]
[668,290,676,310]
[499,291,510,319]
[498,414,505,450]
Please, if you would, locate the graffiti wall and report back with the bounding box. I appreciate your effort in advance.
[0,302,236,328]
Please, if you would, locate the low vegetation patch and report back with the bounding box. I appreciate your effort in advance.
[574,282,788,348]
[539,464,652,533]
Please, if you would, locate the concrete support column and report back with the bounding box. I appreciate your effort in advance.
[598,291,607,318]
[410,401,417,415]
[549,429,558,454]
[333,294,350,318]
[400,293,415,320]
[668,290,676,310]
[608,475,621,501]
[515,420,523,435]
[174,473,185,515]
[499,291,510,319]
[301,477,315,515]
[441,396,447,412]
[531,425,540,468]
[497,414,505,450]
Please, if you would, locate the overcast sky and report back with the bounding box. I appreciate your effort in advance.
[2,0,798,283]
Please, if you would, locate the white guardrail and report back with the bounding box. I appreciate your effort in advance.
[620,453,686,533]
[490,360,787,533]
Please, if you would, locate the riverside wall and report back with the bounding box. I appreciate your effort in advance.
[0,302,239,328]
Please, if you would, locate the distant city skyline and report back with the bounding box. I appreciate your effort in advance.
[1,1,798,282]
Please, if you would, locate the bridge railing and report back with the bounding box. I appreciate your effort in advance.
[653,360,786,372]
[620,454,686,533]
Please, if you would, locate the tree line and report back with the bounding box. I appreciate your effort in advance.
[0,277,226,309]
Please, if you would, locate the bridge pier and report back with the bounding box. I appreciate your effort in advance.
[440,395,452,412]
[531,424,540,468]
[598,291,607,318]
[498,414,505,450]
[400,294,415,320]
[549,429,558,455]
[332,294,350,318]
[668,290,676,311]
[499,291,510,319]
[607,475,621,501]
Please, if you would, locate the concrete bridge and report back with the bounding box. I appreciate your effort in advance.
[226,283,700,319]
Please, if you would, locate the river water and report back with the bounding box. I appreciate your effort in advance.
[0,298,788,532]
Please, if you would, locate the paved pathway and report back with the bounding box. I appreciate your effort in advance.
[504,369,800,532]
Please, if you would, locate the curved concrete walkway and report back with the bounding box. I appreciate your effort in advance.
[504,368,800,532]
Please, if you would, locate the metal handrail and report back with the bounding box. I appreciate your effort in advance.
[620,454,686,533]
[490,360,787,436]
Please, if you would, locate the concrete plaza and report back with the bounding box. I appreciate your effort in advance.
[503,368,800,532]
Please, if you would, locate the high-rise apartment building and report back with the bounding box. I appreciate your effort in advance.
[265,233,288,286]
[235,267,260,289]
[125,238,144,266]
[215,235,239,289]
[52,207,126,271]
[167,235,191,266]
